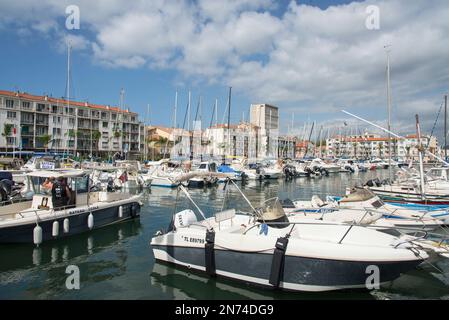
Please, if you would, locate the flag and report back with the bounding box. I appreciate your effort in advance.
[119,171,128,183]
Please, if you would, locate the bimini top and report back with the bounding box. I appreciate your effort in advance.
[27,169,87,178]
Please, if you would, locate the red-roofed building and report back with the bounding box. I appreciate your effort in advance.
[326,133,440,161]
[0,90,144,158]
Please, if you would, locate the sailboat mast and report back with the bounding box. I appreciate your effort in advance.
[173,90,178,159]
[416,114,426,199]
[188,91,192,160]
[66,42,72,158]
[227,87,232,162]
[385,46,393,183]
[445,94,447,161]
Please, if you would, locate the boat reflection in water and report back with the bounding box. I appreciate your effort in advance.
[0,219,142,299]
[149,262,378,300]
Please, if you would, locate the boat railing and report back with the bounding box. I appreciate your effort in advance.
[241,218,449,244]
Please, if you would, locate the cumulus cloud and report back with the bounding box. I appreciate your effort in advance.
[0,0,448,138]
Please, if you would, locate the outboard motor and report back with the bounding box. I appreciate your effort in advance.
[320,168,329,176]
[345,165,355,173]
[365,179,374,187]
[107,177,115,192]
[0,179,13,195]
[279,198,295,209]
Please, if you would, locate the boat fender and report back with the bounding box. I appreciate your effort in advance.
[88,213,94,230]
[52,221,59,237]
[205,230,216,276]
[269,236,289,288]
[63,218,70,233]
[119,205,123,218]
[33,225,43,246]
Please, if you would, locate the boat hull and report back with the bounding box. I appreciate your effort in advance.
[152,244,422,292]
[0,202,141,244]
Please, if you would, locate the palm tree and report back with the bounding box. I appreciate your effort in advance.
[2,124,13,153]
[377,142,384,158]
[148,136,170,160]
[92,130,102,157]
[38,134,52,153]
[405,146,411,162]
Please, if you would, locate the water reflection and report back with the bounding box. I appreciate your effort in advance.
[149,262,376,300]
[1,170,449,299]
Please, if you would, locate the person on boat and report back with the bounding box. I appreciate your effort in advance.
[42,177,55,194]
[51,177,71,209]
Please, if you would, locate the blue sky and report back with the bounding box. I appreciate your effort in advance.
[0,0,447,139]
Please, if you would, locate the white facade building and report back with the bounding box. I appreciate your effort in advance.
[0,90,144,158]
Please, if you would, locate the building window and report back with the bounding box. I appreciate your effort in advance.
[103,122,108,128]
[22,101,31,109]
[111,113,117,120]
[6,137,15,145]
[102,141,108,148]
[7,111,16,119]
[5,99,14,108]
[69,118,75,126]
[37,103,47,112]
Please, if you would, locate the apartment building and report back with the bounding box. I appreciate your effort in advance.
[0,90,144,158]
[250,103,279,158]
[326,133,440,161]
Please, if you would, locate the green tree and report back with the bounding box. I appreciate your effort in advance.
[91,130,102,158]
[377,142,384,158]
[2,124,13,153]
[38,134,52,153]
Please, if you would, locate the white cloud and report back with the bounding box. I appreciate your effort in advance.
[1,0,448,137]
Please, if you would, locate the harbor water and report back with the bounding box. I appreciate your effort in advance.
[1,169,449,300]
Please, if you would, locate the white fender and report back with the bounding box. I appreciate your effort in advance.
[88,213,94,230]
[33,225,42,245]
[119,206,123,218]
[63,218,70,233]
[52,221,59,237]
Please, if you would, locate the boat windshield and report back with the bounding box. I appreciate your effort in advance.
[340,188,376,203]
[258,197,290,229]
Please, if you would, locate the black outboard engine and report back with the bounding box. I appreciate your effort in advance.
[107,177,115,192]
[305,167,313,177]
[279,198,295,209]
[320,168,329,176]
[0,179,13,204]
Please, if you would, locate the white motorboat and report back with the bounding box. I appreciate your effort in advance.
[150,177,428,292]
[0,169,143,244]
[285,188,445,233]
[308,158,341,174]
